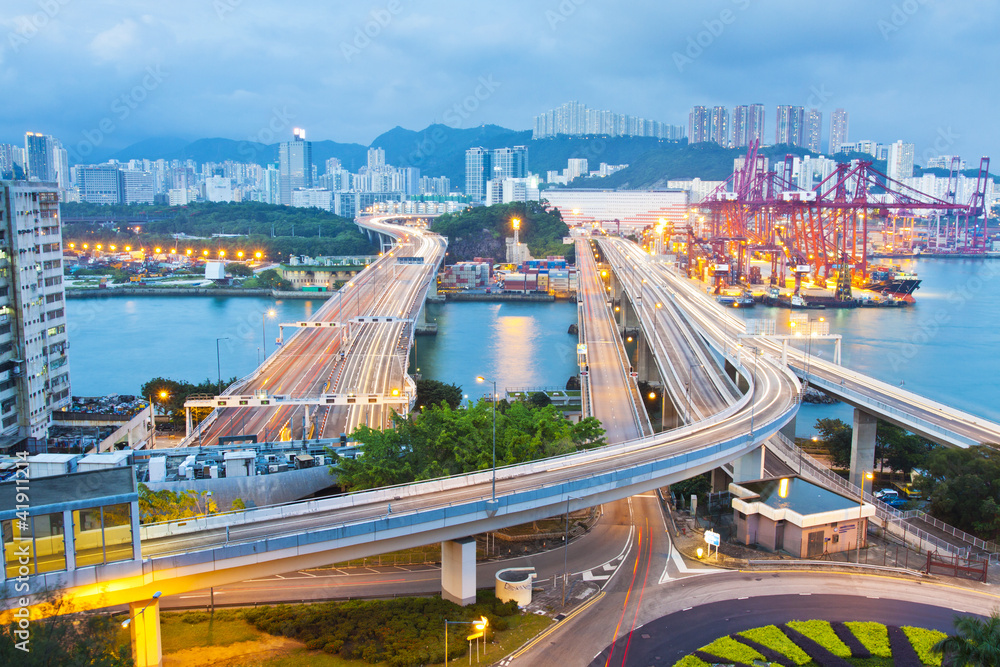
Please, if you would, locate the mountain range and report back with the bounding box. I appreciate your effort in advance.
[96,124,982,191]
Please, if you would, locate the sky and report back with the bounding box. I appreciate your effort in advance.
[1,0,996,166]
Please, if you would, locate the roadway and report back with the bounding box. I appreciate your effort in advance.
[189,218,445,446]
[636,248,1000,448]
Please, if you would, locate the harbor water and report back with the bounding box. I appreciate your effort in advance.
[65,258,1000,438]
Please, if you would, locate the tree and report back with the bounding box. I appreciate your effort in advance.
[527,391,553,408]
[256,268,292,291]
[0,596,130,666]
[918,444,1000,539]
[226,262,254,277]
[933,610,1000,667]
[815,418,852,468]
[332,400,606,491]
[137,483,220,523]
[876,421,934,474]
[414,379,463,409]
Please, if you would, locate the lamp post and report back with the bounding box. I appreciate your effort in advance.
[149,390,168,449]
[857,471,873,563]
[121,591,162,629]
[475,375,497,502]
[215,337,229,394]
[444,617,488,665]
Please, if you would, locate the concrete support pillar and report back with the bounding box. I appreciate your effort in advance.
[130,501,142,561]
[622,296,639,330]
[637,338,660,386]
[850,408,878,488]
[185,408,192,438]
[733,446,764,483]
[779,414,796,441]
[661,393,681,430]
[725,359,745,390]
[711,467,730,493]
[128,598,162,667]
[441,537,477,606]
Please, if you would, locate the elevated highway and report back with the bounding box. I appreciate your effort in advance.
[184,216,445,446]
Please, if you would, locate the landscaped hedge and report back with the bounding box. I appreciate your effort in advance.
[902,626,947,667]
[673,621,947,667]
[787,620,852,658]
[845,621,891,658]
[698,635,766,665]
[242,592,518,667]
[738,626,811,665]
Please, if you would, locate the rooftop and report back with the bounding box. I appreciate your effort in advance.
[737,476,859,515]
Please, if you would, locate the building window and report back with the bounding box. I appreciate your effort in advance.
[73,504,133,568]
[2,513,66,577]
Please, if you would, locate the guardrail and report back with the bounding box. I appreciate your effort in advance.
[140,390,801,559]
[764,432,1000,561]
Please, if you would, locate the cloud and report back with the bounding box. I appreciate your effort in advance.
[0,0,998,164]
[88,18,139,63]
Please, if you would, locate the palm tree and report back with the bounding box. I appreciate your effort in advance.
[933,610,1000,666]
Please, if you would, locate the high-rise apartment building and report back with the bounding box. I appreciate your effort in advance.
[775,106,805,146]
[732,104,765,147]
[367,147,386,171]
[122,170,154,204]
[0,181,71,449]
[24,133,57,183]
[75,165,125,204]
[278,128,312,206]
[829,109,849,155]
[688,106,711,144]
[492,146,529,180]
[886,141,915,181]
[0,145,19,179]
[533,102,684,140]
[710,106,730,147]
[804,109,822,153]
[465,147,492,202]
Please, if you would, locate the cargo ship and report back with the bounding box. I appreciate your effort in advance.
[863,265,922,301]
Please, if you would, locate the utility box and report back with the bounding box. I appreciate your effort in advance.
[224,450,256,477]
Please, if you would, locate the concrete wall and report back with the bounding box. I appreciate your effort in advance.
[144,466,336,509]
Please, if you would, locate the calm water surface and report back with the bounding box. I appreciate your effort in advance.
[67,258,999,437]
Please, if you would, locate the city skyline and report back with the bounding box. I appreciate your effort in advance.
[1,1,997,164]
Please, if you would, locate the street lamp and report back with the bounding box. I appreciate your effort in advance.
[215,337,230,394]
[262,309,276,362]
[121,591,162,628]
[444,616,488,665]
[148,391,168,448]
[475,375,497,502]
[857,471,873,563]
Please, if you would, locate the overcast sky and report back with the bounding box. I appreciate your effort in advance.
[1,0,995,165]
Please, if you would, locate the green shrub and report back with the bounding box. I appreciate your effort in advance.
[700,636,766,664]
[672,656,711,667]
[901,626,946,666]
[845,621,891,658]
[181,612,209,624]
[739,625,811,665]
[788,620,852,658]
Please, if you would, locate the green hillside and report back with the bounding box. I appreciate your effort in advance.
[430,202,571,263]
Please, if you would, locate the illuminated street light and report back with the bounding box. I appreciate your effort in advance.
[475,375,498,502]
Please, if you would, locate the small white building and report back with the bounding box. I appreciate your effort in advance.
[76,451,131,473]
[224,450,256,477]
